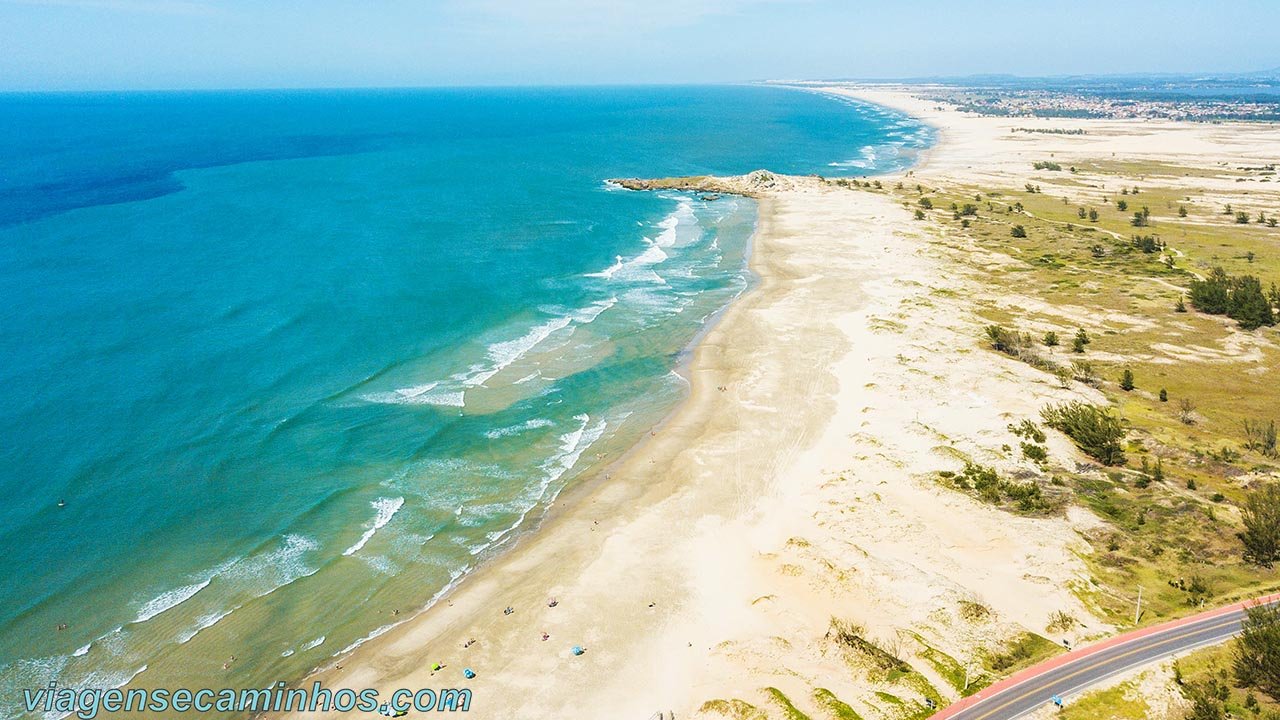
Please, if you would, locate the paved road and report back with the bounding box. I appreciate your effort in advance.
[932,593,1280,720]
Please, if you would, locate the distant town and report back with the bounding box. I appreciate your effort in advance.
[920,87,1280,122]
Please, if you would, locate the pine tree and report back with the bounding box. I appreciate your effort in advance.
[1240,484,1280,567]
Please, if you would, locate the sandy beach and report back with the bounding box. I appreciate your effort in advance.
[271,87,1280,720]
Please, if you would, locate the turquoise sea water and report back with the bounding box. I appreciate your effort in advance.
[0,85,929,716]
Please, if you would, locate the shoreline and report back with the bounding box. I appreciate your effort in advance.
[270,189,790,717]
[270,182,795,712]
[273,86,1117,719]
[280,188,765,684]
[275,92,985,720]
[267,98,930,713]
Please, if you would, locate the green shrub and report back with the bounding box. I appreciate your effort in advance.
[1183,679,1226,720]
[1244,419,1278,457]
[942,462,1051,512]
[1040,401,1127,465]
[1021,442,1048,463]
[1240,484,1280,566]
[1009,419,1047,443]
[1233,603,1280,696]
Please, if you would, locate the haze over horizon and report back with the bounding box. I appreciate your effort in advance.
[4,0,1280,91]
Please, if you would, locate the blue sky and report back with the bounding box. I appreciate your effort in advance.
[3,0,1280,90]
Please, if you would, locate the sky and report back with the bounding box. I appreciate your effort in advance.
[3,0,1280,91]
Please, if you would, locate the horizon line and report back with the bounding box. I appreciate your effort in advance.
[4,67,1280,95]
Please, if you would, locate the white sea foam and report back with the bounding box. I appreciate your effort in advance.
[281,634,324,659]
[484,417,555,439]
[570,297,617,324]
[390,382,438,399]
[331,563,471,660]
[829,144,878,169]
[360,384,463,407]
[466,316,574,387]
[221,533,320,605]
[655,197,697,248]
[586,256,624,279]
[336,623,395,657]
[75,663,147,693]
[72,644,90,658]
[654,216,679,247]
[467,414,610,556]
[176,608,234,645]
[542,413,604,484]
[363,555,396,574]
[367,294,615,407]
[43,665,148,719]
[588,198,696,285]
[133,578,212,624]
[343,497,405,556]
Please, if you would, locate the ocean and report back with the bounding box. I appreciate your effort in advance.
[0,85,930,717]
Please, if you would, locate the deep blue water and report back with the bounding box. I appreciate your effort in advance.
[0,85,929,715]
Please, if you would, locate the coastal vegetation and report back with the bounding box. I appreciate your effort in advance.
[1170,608,1280,720]
[1013,127,1088,135]
[936,462,1054,513]
[890,152,1280,636]
[1233,603,1280,698]
[1040,401,1127,465]
[1187,267,1277,329]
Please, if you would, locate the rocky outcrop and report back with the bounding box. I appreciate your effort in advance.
[607,169,796,197]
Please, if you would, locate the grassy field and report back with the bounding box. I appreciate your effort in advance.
[846,158,1280,631]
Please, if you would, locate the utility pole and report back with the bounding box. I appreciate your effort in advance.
[1134,586,1143,626]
